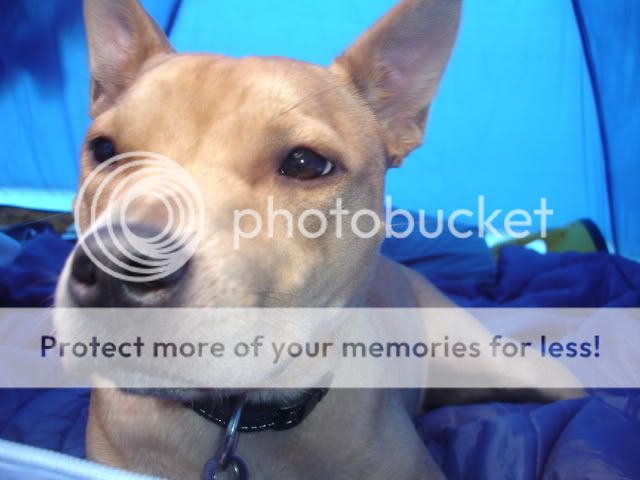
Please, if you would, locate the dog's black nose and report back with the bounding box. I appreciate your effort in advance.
[68,223,189,307]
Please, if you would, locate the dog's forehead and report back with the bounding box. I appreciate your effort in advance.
[99,54,381,168]
[123,55,353,122]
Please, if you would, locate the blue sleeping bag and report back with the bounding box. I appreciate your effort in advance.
[1,223,640,479]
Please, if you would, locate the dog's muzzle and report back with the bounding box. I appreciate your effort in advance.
[67,222,189,307]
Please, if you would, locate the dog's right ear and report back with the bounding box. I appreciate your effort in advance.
[332,0,461,167]
[84,0,174,117]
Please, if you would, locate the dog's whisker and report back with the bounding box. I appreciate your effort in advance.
[39,294,57,308]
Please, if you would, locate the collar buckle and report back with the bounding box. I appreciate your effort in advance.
[201,395,249,480]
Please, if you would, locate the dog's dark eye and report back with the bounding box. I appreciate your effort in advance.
[90,136,117,163]
[279,148,334,180]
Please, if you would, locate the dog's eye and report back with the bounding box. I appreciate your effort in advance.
[90,136,117,163]
[279,148,334,180]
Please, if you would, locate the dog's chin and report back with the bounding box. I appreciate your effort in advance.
[121,388,247,402]
[122,387,308,404]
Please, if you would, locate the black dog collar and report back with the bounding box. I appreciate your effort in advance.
[189,389,329,433]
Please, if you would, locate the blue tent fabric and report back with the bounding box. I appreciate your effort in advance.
[0,0,638,257]
[0,0,178,211]
[571,0,640,259]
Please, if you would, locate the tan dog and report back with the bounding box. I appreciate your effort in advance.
[54,0,580,478]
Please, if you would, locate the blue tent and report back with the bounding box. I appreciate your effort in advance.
[1,0,638,258]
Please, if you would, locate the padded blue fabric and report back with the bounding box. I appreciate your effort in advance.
[417,392,640,480]
[0,437,160,480]
[427,246,640,308]
[0,223,73,307]
[0,389,89,459]
[380,212,496,282]
[1,227,640,478]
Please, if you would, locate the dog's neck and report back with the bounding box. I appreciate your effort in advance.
[86,257,444,479]
[88,386,434,480]
[364,255,440,308]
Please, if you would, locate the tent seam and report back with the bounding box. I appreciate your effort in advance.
[570,0,620,253]
[165,0,184,37]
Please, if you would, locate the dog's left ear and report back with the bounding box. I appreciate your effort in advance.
[84,0,175,117]
[332,0,461,167]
